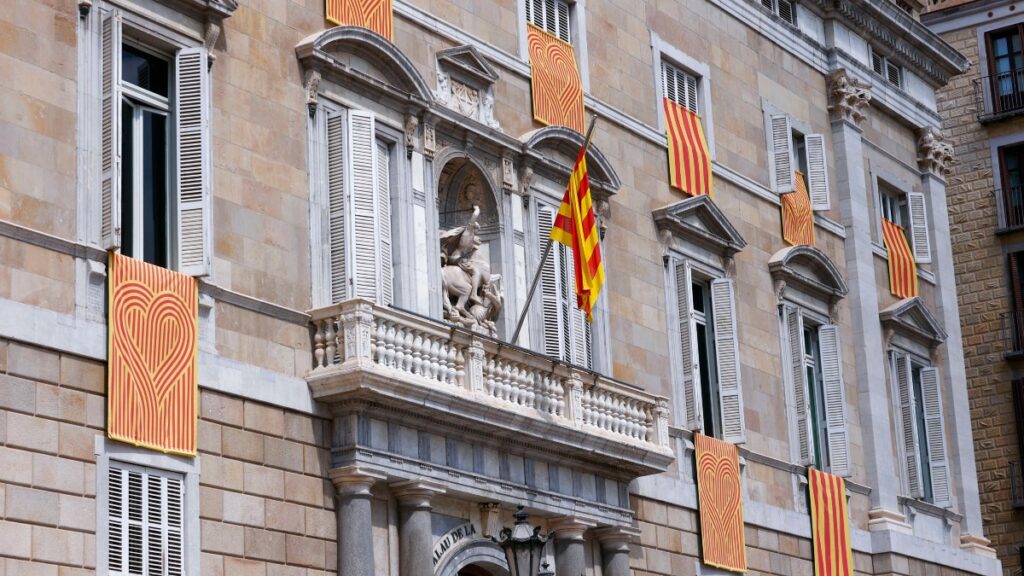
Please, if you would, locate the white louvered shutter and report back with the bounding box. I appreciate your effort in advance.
[376,140,393,306]
[712,278,745,444]
[175,47,211,276]
[818,324,849,476]
[907,192,931,263]
[894,353,923,498]
[919,367,950,506]
[555,0,570,42]
[770,115,795,194]
[674,261,702,430]
[326,111,347,302]
[347,111,384,302]
[108,466,184,576]
[805,133,830,211]
[100,10,122,250]
[785,306,812,464]
[538,206,564,359]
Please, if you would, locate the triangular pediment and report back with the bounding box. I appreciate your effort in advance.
[652,195,746,258]
[880,297,947,348]
[437,45,499,87]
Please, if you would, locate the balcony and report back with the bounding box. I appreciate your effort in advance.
[995,187,1024,232]
[975,70,1024,123]
[1012,462,1024,509]
[307,299,674,475]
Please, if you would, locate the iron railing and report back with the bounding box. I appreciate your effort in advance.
[976,69,1024,123]
[1012,462,1024,509]
[1003,311,1024,358]
[996,187,1024,231]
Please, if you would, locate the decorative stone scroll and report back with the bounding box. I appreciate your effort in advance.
[827,69,871,125]
[916,127,955,177]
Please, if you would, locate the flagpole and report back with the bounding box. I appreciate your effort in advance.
[510,115,599,345]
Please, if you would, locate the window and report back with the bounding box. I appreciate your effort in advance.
[760,0,797,24]
[999,143,1024,228]
[986,24,1024,114]
[766,113,830,209]
[1008,251,1024,353]
[107,463,184,576]
[526,0,570,42]
[538,204,591,368]
[662,61,698,114]
[871,47,903,88]
[673,260,744,442]
[877,182,931,263]
[783,305,849,475]
[890,352,950,505]
[100,9,211,275]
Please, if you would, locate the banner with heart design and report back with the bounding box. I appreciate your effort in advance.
[527,24,585,134]
[108,252,199,456]
[695,433,746,572]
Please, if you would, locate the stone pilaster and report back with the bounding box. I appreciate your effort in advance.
[329,465,388,576]
[594,526,638,576]
[549,516,595,576]
[393,479,446,576]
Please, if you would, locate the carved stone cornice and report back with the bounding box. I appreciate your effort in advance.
[652,195,747,261]
[879,297,947,350]
[827,69,872,125]
[916,127,955,177]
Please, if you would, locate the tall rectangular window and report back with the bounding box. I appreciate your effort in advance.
[987,24,1024,114]
[1009,251,1024,353]
[107,463,184,576]
[999,143,1024,229]
[526,0,571,42]
[803,324,829,470]
[692,280,720,437]
[878,182,931,263]
[538,204,591,369]
[891,352,949,505]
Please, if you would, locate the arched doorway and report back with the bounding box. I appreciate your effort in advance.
[435,539,510,576]
[457,564,503,576]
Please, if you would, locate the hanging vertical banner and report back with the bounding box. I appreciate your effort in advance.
[809,467,854,576]
[782,171,815,246]
[108,252,199,456]
[526,23,585,134]
[695,433,747,573]
[326,0,394,41]
[881,218,919,298]
[664,97,713,197]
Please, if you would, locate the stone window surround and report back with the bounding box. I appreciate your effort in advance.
[761,98,816,195]
[515,0,592,92]
[974,14,1024,93]
[869,167,938,286]
[988,132,1024,231]
[650,32,717,161]
[94,435,201,576]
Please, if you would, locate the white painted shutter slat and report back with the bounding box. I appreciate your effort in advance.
[895,353,923,498]
[127,469,144,575]
[326,112,347,302]
[907,191,932,263]
[785,306,812,464]
[818,324,849,476]
[674,261,702,430]
[376,140,393,306]
[166,476,183,576]
[559,243,574,365]
[347,111,380,301]
[101,10,122,250]
[175,46,212,276]
[538,207,564,359]
[712,278,745,444]
[805,133,830,211]
[108,467,126,575]
[920,366,950,506]
[147,475,164,575]
[770,115,794,194]
[684,72,698,114]
[556,0,570,42]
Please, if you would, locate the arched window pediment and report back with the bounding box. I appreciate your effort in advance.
[880,297,947,351]
[521,127,621,195]
[296,26,433,107]
[769,245,848,309]
[652,195,746,261]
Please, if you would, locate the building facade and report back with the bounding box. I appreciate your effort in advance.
[924,2,1024,574]
[0,0,1003,575]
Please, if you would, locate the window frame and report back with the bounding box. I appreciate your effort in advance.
[888,349,948,505]
[802,320,830,471]
[873,173,931,264]
[518,0,590,91]
[760,0,797,25]
[870,46,904,88]
[651,34,715,161]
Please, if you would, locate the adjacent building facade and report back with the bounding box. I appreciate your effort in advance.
[0,0,1004,575]
[924,2,1024,574]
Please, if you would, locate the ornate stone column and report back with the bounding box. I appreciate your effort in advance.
[594,527,638,576]
[392,479,446,576]
[329,465,388,576]
[550,516,595,576]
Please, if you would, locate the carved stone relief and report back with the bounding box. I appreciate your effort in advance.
[827,68,871,125]
[916,127,955,177]
[434,45,501,129]
[440,206,503,336]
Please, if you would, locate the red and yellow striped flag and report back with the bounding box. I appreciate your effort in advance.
[326,0,393,41]
[782,171,815,246]
[664,97,712,197]
[527,24,585,133]
[108,252,199,456]
[550,143,604,320]
[809,468,854,576]
[881,218,918,298]
[695,433,747,572]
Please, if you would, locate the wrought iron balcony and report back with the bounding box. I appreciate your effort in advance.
[975,70,1024,123]
[307,299,674,474]
[1002,312,1024,359]
[1011,462,1024,509]
[995,187,1024,231]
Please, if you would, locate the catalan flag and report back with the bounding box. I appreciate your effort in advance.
[326,0,393,41]
[550,140,604,320]
[695,433,747,572]
[782,171,815,246]
[664,97,712,197]
[527,24,585,133]
[809,468,854,576]
[881,219,918,298]
[108,252,199,456]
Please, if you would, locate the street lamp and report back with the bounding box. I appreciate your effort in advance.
[494,506,549,576]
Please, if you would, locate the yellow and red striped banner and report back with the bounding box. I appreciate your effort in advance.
[108,252,199,456]
[695,433,747,573]
[326,0,393,41]
[809,468,854,576]
[881,218,918,298]
[782,171,815,246]
[550,142,604,320]
[664,97,713,197]
[527,24,585,133]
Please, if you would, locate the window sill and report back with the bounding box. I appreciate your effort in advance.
[871,242,937,286]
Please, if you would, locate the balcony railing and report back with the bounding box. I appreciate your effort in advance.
[1002,311,1024,358]
[975,70,1024,123]
[307,299,672,465]
[1012,462,1024,509]
[996,187,1024,231]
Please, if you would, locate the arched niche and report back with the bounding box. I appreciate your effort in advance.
[435,539,510,576]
